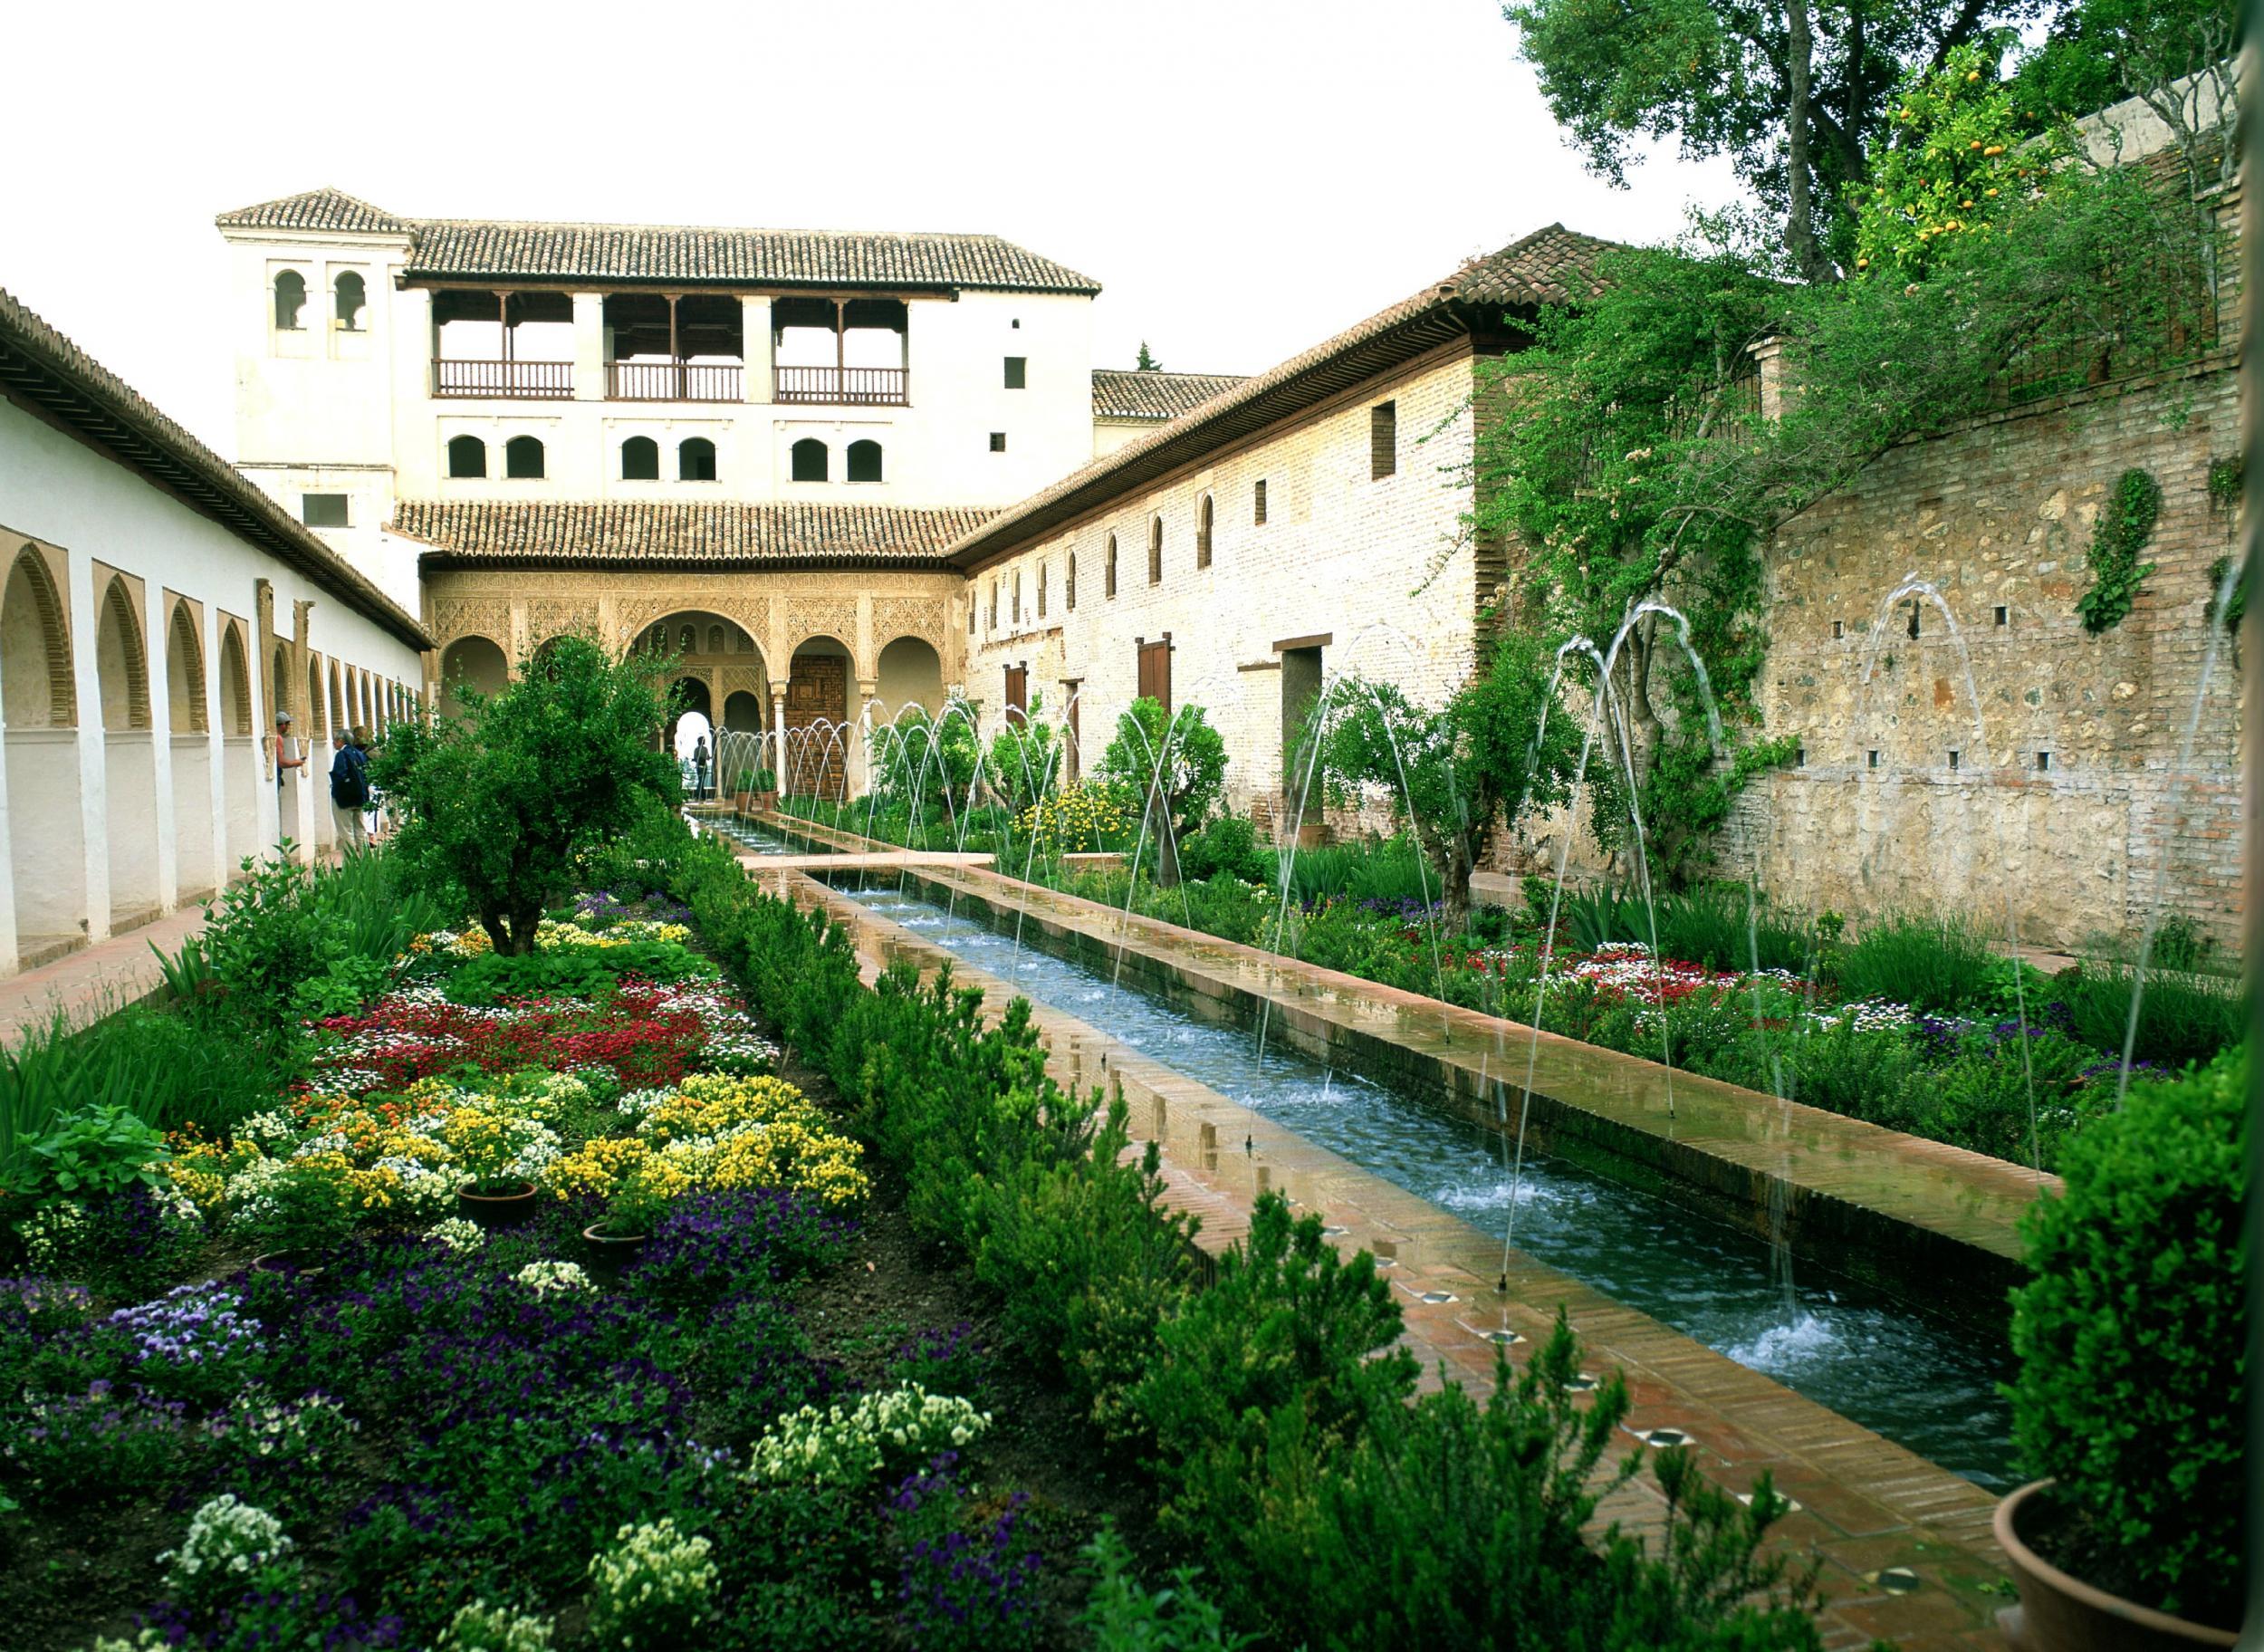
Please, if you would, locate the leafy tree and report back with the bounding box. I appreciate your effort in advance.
[374,632,680,954]
[873,699,981,821]
[986,693,1062,817]
[2016,0,2240,195]
[1135,341,1164,371]
[1098,698,1227,887]
[1504,0,2036,278]
[1308,629,1582,934]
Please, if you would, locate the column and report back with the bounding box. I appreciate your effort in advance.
[253,580,279,860]
[770,682,791,799]
[69,554,111,941]
[0,650,15,973]
[849,679,878,798]
[204,602,230,892]
[144,578,178,911]
[572,292,605,403]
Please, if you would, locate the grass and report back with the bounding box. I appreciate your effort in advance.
[1836,911,1998,1013]
[1278,837,1434,906]
[2060,961,2247,1070]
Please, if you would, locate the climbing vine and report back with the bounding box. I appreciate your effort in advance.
[2076,467,2161,633]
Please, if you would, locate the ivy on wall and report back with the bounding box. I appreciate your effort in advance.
[2076,467,2161,634]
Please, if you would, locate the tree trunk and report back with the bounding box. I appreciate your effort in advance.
[1620,621,1665,792]
[1785,0,1828,283]
[1442,850,1474,941]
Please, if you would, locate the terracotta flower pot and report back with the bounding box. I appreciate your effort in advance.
[580,1223,649,1286]
[1993,1480,2240,1652]
[458,1179,539,1229]
[753,792,779,812]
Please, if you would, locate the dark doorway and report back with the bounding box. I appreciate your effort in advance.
[1136,638,1171,715]
[1281,645,1323,821]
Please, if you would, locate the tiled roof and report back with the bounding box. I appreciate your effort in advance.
[1452,222,1617,306]
[1091,370,1247,421]
[947,224,1626,568]
[0,287,431,650]
[214,187,410,235]
[217,190,1101,295]
[392,500,998,569]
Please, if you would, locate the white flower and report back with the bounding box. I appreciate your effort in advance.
[158,1495,293,1599]
[744,1383,990,1487]
[513,1261,592,1296]
[585,1518,715,1645]
[425,1216,487,1253]
[437,1601,554,1652]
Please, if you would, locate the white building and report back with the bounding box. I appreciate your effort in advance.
[0,287,431,978]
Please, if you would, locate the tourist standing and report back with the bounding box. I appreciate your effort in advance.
[693,734,711,802]
[272,711,303,840]
[329,728,369,852]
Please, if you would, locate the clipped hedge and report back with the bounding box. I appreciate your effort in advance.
[2007,1042,2248,1626]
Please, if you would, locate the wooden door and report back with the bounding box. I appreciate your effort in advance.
[1137,639,1171,715]
[1003,664,1028,722]
[785,653,848,800]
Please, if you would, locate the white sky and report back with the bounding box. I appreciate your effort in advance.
[2,0,1743,459]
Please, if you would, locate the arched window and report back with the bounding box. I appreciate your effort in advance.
[96,578,149,732]
[1037,563,1047,620]
[845,439,883,483]
[621,436,660,481]
[1195,494,1214,570]
[273,270,307,330]
[706,625,724,655]
[3,546,75,729]
[1147,515,1163,585]
[791,438,829,482]
[168,601,207,735]
[1105,534,1118,599]
[1066,553,1078,612]
[334,271,367,331]
[679,437,717,482]
[504,436,545,479]
[219,625,253,736]
[446,435,487,478]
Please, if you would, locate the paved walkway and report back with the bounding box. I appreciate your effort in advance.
[790,869,2014,1650]
[0,905,205,1046]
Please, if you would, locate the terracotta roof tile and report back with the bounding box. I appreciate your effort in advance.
[0,286,431,649]
[1091,370,1247,421]
[392,499,997,568]
[217,190,1099,294]
[1452,222,1619,307]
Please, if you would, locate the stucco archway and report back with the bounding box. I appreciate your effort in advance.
[3,546,83,956]
[440,635,509,720]
[97,576,159,924]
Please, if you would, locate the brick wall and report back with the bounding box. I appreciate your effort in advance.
[964,345,1483,829]
[1729,354,2244,949]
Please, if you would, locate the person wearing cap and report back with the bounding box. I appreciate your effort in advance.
[273,712,304,819]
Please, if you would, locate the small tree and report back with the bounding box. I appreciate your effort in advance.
[1098,698,1226,887]
[876,700,981,822]
[374,633,680,954]
[987,693,1062,818]
[1134,341,1164,372]
[1308,630,1581,935]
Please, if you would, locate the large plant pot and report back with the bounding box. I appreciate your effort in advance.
[581,1224,649,1287]
[458,1180,539,1230]
[249,1247,326,1278]
[1993,1480,2240,1652]
[753,792,779,812]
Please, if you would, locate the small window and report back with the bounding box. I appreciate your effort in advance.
[333,271,367,331]
[1105,534,1118,598]
[1254,479,1268,524]
[989,431,1007,453]
[989,581,999,630]
[791,437,829,482]
[1794,744,1806,766]
[1038,563,1048,620]
[273,270,307,331]
[2036,750,2052,772]
[1994,605,2010,627]
[621,436,660,480]
[969,601,976,636]
[446,435,487,478]
[1003,357,1026,389]
[1370,401,1396,479]
[1195,495,1214,570]
[1830,619,1844,639]
[1147,516,1162,585]
[1907,601,1922,639]
[1067,553,1078,611]
[679,437,717,482]
[1012,571,1022,626]
[845,438,882,483]
[1947,749,1962,771]
[504,436,545,479]
[301,493,349,528]
[1868,750,1880,769]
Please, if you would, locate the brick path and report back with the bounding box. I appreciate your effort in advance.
[0,905,205,1047]
[779,864,2019,1649]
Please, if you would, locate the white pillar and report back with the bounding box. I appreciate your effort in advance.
[68,556,111,944]
[572,292,605,403]
[742,296,772,403]
[204,602,229,893]
[145,579,178,912]
[770,680,790,798]
[0,693,16,977]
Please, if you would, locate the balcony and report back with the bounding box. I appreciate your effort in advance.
[606,360,744,402]
[774,364,909,406]
[432,359,573,399]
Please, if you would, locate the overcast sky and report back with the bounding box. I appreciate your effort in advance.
[3,0,1743,459]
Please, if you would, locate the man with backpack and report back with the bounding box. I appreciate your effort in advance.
[329,727,370,852]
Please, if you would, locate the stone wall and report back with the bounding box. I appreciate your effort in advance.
[1730,354,2244,950]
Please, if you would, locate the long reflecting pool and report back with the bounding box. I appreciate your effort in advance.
[705,819,810,857]
[838,878,2018,1489]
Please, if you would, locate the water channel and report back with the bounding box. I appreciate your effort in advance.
[821,870,2018,1489]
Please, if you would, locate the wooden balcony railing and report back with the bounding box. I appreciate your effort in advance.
[431,360,574,399]
[606,360,745,402]
[774,364,908,405]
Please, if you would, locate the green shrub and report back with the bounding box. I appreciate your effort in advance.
[443,940,714,1006]
[2060,959,2245,1071]
[1079,1523,1252,1650]
[1836,911,1995,1013]
[1177,816,1271,885]
[2006,1043,2247,1626]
